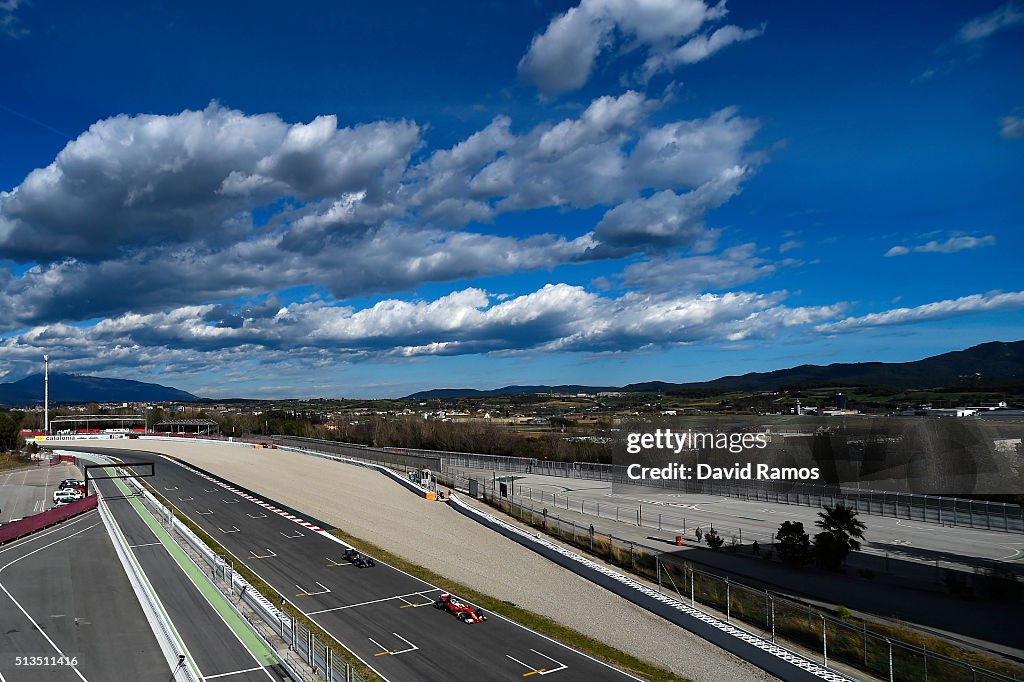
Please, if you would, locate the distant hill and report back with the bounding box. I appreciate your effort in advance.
[666,340,1024,394]
[0,373,200,406]
[403,340,1024,399]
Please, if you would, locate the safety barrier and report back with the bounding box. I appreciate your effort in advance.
[122,461,371,682]
[447,492,852,682]
[480,491,1024,682]
[99,491,203,682]
[0,495,97,545]
[276,444,436,500]
[280,436,1024,533]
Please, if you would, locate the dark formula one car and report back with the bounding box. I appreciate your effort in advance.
[342,548,376,568]
[433,593,487,623]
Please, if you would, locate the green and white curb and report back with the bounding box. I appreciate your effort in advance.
[107,471,279,667]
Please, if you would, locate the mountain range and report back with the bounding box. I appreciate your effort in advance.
[0,373,199,406]
[1,341,1021,405]
[403,340,1024,399]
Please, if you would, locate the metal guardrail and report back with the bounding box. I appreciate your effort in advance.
[125,474,371,682]
[455,474,1024,682]
[96,467,203,682]
[447,491,853,682]
[70,447,368,682]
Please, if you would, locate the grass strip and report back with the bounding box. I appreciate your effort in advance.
[330,527,690,682]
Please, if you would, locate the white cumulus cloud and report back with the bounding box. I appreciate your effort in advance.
[0,95,760,328]
[518,0,761,95]
[0,283,844,380]
[815,291,1024,334]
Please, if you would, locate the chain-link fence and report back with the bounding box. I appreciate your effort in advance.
[476,486,1023,682]
[280,436,440,475]
[481,478,1024,591]
[279,436,1024,533]
[274,438,1023,599]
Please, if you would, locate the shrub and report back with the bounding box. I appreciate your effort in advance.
[776,520,810,567]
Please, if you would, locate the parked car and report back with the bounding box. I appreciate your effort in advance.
[53,488,84,504]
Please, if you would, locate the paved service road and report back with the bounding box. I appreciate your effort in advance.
[0,511,168,681]
[91,472,288,682]
[447,466,1024,575]
[75,446,641,682]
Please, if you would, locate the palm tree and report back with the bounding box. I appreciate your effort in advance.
[815,503,866,567]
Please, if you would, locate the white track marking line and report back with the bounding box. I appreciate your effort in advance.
[0,513,95,557]
[204,666,267,679]
[507,654,537,674]
[996,546,1024,561]
[369,633,418,656]
[279,530,304,539]
[128,541,163,548]
[295,581,331,596]
[397,592,435,609]
[306,589,442,615]
[246,512,268,519]
[529,649,568,675]
[109,477,276,681]
[0,523,98,682]
[250,549,277,559]
[505,649,568,676]
[218,526,241,533]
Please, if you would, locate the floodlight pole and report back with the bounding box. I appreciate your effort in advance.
[44,354,49,435]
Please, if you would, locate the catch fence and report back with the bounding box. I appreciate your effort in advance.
[466,475,1024,682]
[280,437,1024,533]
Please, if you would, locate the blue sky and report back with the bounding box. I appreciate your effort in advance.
[1,1,1022,398]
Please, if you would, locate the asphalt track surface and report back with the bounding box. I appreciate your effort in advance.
[0,511,168,681]
[91,473,288,682]
[448,466,1024,574]
[0,463,81,523]
[77,446,640,682]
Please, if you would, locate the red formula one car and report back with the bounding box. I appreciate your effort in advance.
[433,593,487,623]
